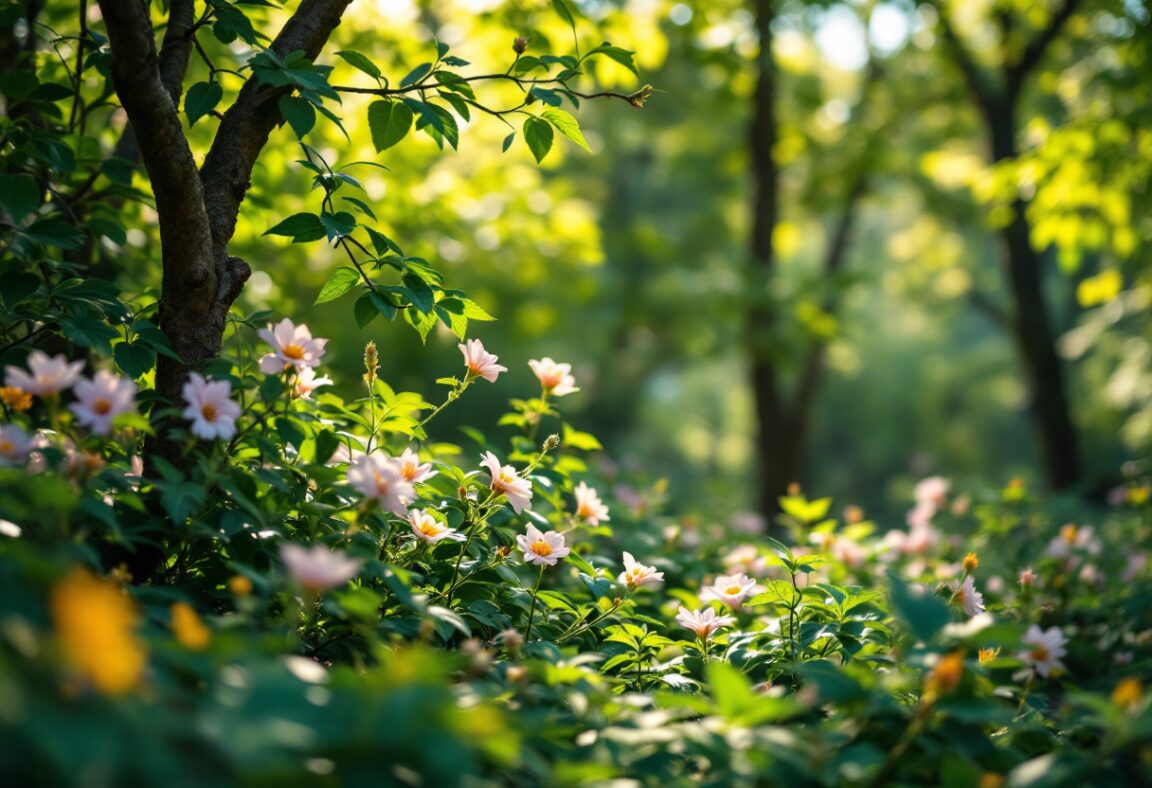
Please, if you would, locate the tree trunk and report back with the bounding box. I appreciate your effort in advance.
[988,107,1081,489]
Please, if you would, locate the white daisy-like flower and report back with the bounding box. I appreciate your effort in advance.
[181,373,242,440]
[258,318,327,374]
[516,523,570,567]
[69,371,137,435]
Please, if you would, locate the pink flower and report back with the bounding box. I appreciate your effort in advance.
[181,373,242,440]
[0,423,33,465]
[516,523,570,567]
[722,545,771,577]
[1017,625,1067,678]
[618,552,663,588]
[346,454,414,516]
[915,476,950,509]
[480,451,532,513]
[1019,567,1038,588]
[397,447,436,484]
[4,351,83,396]
[573,481,609,525]
[280,543,362,592]
[950,575,985,617]
[528,357,578,396]
[258,318,328,374]
[69,371,137,435]
[458,339,507,383]
[291,367,333,399]
[676,606,735,639]
[700,573,762,610]
[408,509,464,543]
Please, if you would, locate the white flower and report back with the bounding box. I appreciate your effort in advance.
[4,351,83,396]
[0,423,33,464]
[617,552,663,588]
[258,318,327,375]
[516,523,570,567]
[181,373,242,440]
[676,606,735,639]
[528,357,578,396]
[480,451,532,513]
[397,447,436,484]
[346,454,414,516]
[408,509,464,543]
[700,573,762,610]
[458,339,507,383]
[1045,523,1101,560]
[573,481,609,525]
[280,543,362,592]
[291,366,333,399]
[1017,625,1068,678]
[951,575,985,617]
[69,371,136,435]
[915,476,950,509]
[722,544,771,577]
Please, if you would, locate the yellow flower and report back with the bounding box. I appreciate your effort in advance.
[978,647,999,666]
[50,568,146,694]
[170,602,211,650]
[963,552,979,573]
[979,774,1005,788]
[228,574,253,597]
[1112,677,1144,711]
[0,386,32,412]
[925,652,965,696]
[1126,485,1150,506]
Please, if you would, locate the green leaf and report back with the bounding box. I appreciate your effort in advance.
[277,94,316,138]
[523,116,554,164]
[400,62,432,88]
[113,342,155,379]
[25,218,85,249]
[314,266,361,304]
[264,212,325,242]
[402,272,435,313]
[586,43,639,76]
[185,81,223,127]
[542,108,590,152]
[335,50,381,80]
[0,173,41,220]
[552,0,578,43]
[501,132,516,152]
[367,100,414,153]
[319,211,355,241]
[887,572,951,644]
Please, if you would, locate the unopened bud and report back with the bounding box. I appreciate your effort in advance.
[543,434,561,451]
[506,664,528,683]
[513,35,528,54]
[628,84,653,109]
[786,482,801,496]
[963,552,979,573]
[363,341,379,386]
[924,652,964,696]
[500,628,523,656]
[843,504,864,524]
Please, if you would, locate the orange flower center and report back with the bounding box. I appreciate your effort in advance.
[0,440,12,454]
[402,462,419,481]
[1030,645,1050,662]
[282,343,306,361]
[725,585,743,596]
[530,540,553,557]
[418,521,442,537]
[92,398,113,416]
[200,403,218,422]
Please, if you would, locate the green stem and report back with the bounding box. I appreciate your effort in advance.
[524,564,546,643]
[1016,669,1036,715]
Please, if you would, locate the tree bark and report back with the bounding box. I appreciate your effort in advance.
[933,0,1083,490]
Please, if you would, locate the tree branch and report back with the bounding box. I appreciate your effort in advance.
[1005,0,1082,99]
[199,0,353,260]
[96,0,215,304]
[158,0,197,102]
[928,0,1002,117]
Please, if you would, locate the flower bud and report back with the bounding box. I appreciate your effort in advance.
[1019,567,1037,588]
[543,434,561,451]
[924,652,964,696]
[363,341,379,387]
[500,628,523,656]
[513,35,528,54]
[963,552,979,573]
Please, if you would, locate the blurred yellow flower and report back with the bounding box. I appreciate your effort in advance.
[0,386,32,412]
[170,602,211,650]
[50,567,146,694]
[1126,485,1150,506]
[979,774,1005,788]
[228,574,254,596]
[978,647,999,666]
[1112,677,1143,711]
[963,552,979,573]
[924,652,965,696]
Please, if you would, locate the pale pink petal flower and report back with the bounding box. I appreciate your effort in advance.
[480,451,532,513]
[4,351,84,396]
[528,357,578,397]
[291,367,333,399]
[257,318,327,374]
[0,423,34,465]
[181,373,242,440]
[408,509,465,543]
[573,481,609,526]
[915,476,950,509]
[69,371,137,435]
[346,454,414,516]
[516,523,570,567]
[617,552,663,589]
[1019,567,1038,588]
[722,544,771,577]
[397,447,436,484]
[280,543,362,592]
[950,575,985,617]
[458,339,507,383]
[675,606,735,639]
[1017,625,1068,678]
[700,573,762,610]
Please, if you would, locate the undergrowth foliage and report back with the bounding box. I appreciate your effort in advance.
[0,1,1150,786]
